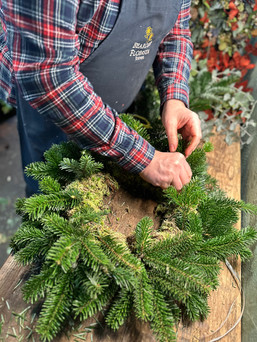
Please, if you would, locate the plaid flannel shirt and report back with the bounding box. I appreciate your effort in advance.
[0,0,193,173]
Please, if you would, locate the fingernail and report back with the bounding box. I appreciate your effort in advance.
[170,145,175,152]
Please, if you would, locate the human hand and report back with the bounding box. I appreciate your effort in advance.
[162,99,202,157]
[139,150,192,190]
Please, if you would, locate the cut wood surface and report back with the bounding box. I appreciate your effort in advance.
[0,133,241,342]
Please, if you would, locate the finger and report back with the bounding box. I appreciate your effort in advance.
[165,121,179,153]
[184,115,202,157]
[171,176,183,191]
[160,182,171,190]
[176,154,192,179]
[180,169,191,187]
[183,160,192,179]
[185,135,201,157]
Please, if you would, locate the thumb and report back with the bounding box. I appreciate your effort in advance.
[166,123,178,153]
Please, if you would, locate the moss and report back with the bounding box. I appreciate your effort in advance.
[67,172,119,220]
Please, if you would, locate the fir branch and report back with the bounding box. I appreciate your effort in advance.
[15,197,26,216]
[199,227,257,260]
[10,221,45,252]
[39,176,62,194]
[105,289,133,330]
[236,246,253,260]
[135,216,154,255]
[25,161,53,181]
[183,293,210,322]
[46,236,81,273]
[43,142,80,167]
[69,206,108,228]
[199,196,240,237]
[239,226,257,246]
[202,142,214,153]
[26,142,81,183]
[165,299,181,324]
[98,232,142,273]
[144,255,212,295]
[186,146,209,179]
[11,127,257,342]
[22,190,82,220]
[59,158,80,176]
[164,178,207,210]
[182,254,221,279]
[120,113,150,141]
[150,271,192,303]
[80,236,113,273]
[78,151,104,178]
[73,286,116,321]
[36,273,73,341]
[62,187,84,207]
[145,232,201,259]
[59,152,104,180]
[111,267,136,291]
[41,213,74,236]
[82,271,111,300]
[184,212,203,235]
[13,234,53,265]
[22,266,60,303]
[238,201,257,215]
[133,269,154,321]
[151,287,176,342]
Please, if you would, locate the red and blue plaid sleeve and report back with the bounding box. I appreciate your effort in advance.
[153,0,193,108]
[8,0,155,173]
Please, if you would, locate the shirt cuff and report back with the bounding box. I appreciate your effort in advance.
[159,82,190,108]
[117,134,155,173]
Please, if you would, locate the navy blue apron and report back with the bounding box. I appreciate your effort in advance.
[79,0,182,112]
[16,0,182,196]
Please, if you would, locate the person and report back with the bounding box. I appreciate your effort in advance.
[0,0,201,196]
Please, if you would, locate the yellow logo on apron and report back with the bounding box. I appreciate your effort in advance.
[145,26,154,42]
[129,27,154,61]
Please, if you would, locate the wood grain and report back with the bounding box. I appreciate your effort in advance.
[0,134,241,342]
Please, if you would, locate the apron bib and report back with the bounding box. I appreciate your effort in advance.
[80,0,182,112]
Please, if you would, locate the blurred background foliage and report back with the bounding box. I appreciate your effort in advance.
[189,0,257,144]
[131,0,257,145]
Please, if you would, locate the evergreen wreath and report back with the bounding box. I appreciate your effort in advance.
[10,115,257,342]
